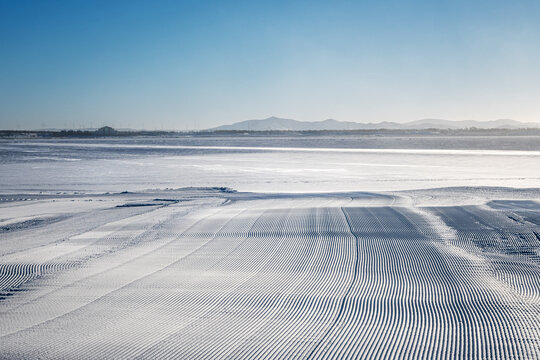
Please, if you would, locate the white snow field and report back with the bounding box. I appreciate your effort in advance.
[1,137,539,193]
[0,137,539,358]
[0,188,539,359]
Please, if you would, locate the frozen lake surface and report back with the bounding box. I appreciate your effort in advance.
[1,135,539,193]
[0,136,539,358]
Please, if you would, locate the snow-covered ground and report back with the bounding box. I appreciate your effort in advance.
[1,137,539,193]
[0,137,539,358]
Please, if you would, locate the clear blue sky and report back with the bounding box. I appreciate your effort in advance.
[1,0,539,130]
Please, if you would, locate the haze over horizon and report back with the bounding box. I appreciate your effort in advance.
[1,0,540,130]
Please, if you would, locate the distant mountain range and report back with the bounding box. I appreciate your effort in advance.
[209,117,538,131]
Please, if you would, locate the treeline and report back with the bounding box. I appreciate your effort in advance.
[0,129,173,138]
[2,127,540,138]
[193,128,540,136]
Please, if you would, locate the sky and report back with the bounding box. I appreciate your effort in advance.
[1,0,539,130]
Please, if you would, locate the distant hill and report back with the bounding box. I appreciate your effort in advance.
[208,117,538,131]
[210,117,366,131]
[403,118,537,129]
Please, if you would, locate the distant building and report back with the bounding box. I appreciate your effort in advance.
[95,126,118,136]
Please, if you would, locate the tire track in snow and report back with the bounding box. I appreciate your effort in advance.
[306,207,358,359]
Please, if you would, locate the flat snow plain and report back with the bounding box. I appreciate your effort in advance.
[0,136,539,359]
[1,135,539,193]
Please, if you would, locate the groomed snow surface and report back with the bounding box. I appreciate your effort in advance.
[1,188,539,359]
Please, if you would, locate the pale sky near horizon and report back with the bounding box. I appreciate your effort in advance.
[1,0,539,130]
